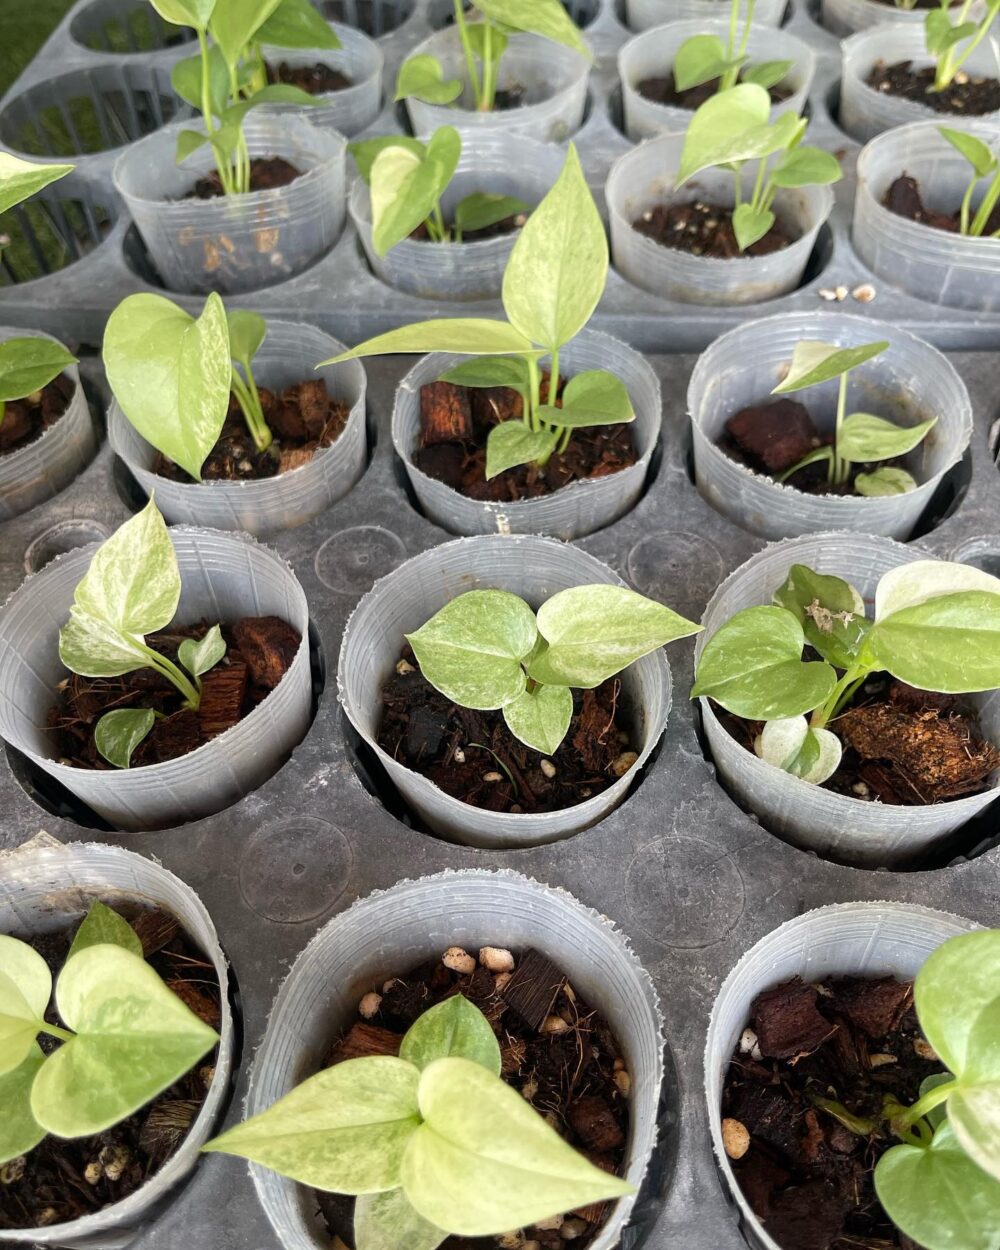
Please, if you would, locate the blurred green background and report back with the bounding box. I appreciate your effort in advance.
[1,0,76,97]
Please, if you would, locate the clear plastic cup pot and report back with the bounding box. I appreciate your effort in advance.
[0,834,234,1249]
[619,20,815,142]
[246,868,666,1250]
[113,115,347,295]
[0,326,98,522]
[625,0,785,34]
[108,321,367,536]
[337,534,672,849]
[391,329,660,538]
[258,23,383,138]
[607,132,833,305]
[695,532,1000,867]
[853,119,1000,312]
[823,0,985,37]
[687,310,972,540]
[350,129,564,300]
[0,529,312,832]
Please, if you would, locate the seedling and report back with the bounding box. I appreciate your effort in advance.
[57,500,227,768]
[395,0,589,114]
[149,0,341,195]
[325,146,636,480]
[403,584,699,754]
[349,127,530,256]
[104,291,273,480]
[0,900,217,1167]
[922,0,1000,93]
[938,127,1000,237]
[772,339,936,496]
[205,993,631,1250]
[692,559,1000,787]
[677,84,841,251]
[0,336,77,437]
[673,0,793,99]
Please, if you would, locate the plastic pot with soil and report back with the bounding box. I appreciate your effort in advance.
[705,901,982,1250]
[625,0,785,33]
[619,20,815,142]
[607,131,835,305]
[840,24,1000,143]
[687,311,972,541]
[853,119,1000,312]
[113,115,347,295]
[338,535,683,849]
[0,504,312,832]
[822,0,986,38]
[693,532,1000,868]
[0,834,234,1247]
[231,869,666,1250]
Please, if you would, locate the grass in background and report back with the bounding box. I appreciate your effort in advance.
[0,0,78,99]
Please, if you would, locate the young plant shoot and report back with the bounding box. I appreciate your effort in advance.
[938,127,1000,238]
[673,0,793,99]
[773,339,936,496]
[0,900,218,1167]
[405,585,699,755]
[204,994,631,1250]
[149,0,341,195]
[325,145,634,481]
[349,127,530,256]
[692,559,1000,788]
[395,0,590,113]
[57,499,227,768]
[0,336,77,438]
[923,0,1000,93]
[104,291,273,479]
[677,84,842,252]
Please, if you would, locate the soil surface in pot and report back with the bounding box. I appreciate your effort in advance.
[633,200,796,258]
[865,59,1000,115]
[315,944,630,1250]
[186,157,302,198]
[722,972,945,1250]
[883,172,1000,234]
[151,381,349,482]
[377,645,640,814]
[408,204,529,243]
[637,69,793,111]
[49,616,301,768]
[413,376,638,503]
[0,904,221,1231]
[717,397,919,496]
[265,60,352,93]
[0,373,73,458]
[718,675,1000,805]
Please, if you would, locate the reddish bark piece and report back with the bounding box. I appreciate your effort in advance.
[725,399,822,475]
[569,1095,625,1153]
[197,659,248,740]
[752,979,838,1060]
[232,616,300,690]
[166,977,222,1029]
[419,380,474,446]
[829,976,913,1040]
[326,1022,401,1064]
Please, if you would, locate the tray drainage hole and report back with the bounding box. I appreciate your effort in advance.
[1,191,115,287]
[319,0,416,36]
[24,519,111,574]
[70,0,196,53]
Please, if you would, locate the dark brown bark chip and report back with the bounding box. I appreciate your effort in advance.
[828,977,913,1040]
[569,1095,625,1153]
[326,1022,401,1064]
[232,616,300,690]
[419,380,474,446]
[866,59,1000,116]
[725,398,822,474]
[764,1179,850,1250]
[885,171,1000,236]
[148,708,203,762]
[0,373,73,457]
[632,199,798,258]
[197,660,248,739]
[753,980,838,1059]
[500,948,566,1030]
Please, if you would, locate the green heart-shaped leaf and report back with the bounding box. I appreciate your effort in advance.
[503,683,574,755]
[0,1046,45,1165]
[400,996,501,1075]
[485,422,558,478]
[355,1188,447,1250]
[0,153,74,216]
[0,337,76,403]
[0,937,50,1076]
[68,901,143,961]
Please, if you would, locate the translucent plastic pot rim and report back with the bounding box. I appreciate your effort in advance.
[257,24,384,136]
[686,310,972,541]
[823,0,986,35]
[337,534,672,849]
[246,867,665,1250]
[0,834,234,1247]
[625,0,785,33]
[107,321,367,535]
[704,900,978,1250]
[695,531,1000,867]
[390,329,661,538]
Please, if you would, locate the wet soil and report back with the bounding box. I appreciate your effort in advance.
[265,60,351,94]
[377,645,640,814]
[637,69,792,112]
[315,945,630,1250]
[632,199,797,258]
[719,675,1000,806]
[152,380,349,482]
[0,905,221,1231]
[0,373,73,458]
[186,157,302,199]
[722,972,946,1250]
[866,59,1000,115]
[884,172,1000,235]
[413,375,638,503]
[49,616,301,769]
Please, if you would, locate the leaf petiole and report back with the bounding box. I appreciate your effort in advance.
[136,641,203,710]
[38,1022,75,1043]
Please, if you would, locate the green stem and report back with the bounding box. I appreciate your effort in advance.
[750,155,768,214]
[959,173,976,234]
[733,171,743,209]
[935,0,979,89]
[197,29,216,136]
[891,1079,956,1132]
[811,664,869,729]
[137,642,202,710]
[555,424,572,454]
[970,168,1000,237]
[231,368,272,453]
[833,371,847,485]
[526,357,542,432]
[548,348,560,409]
[454,0,482,107]
[481,20,497,111]
[39,1022,74,1042]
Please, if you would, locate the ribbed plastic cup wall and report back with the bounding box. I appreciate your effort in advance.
[822,0,985,36]
[625,0,785,32]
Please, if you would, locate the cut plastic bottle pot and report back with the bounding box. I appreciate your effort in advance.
[0,529,312,832]
[403,29,590,143]
[853,119,1000,312]
[258,24,384,138]
[822,0,985,37]
[108,321,367,535]
[350,129,564,300]
[687,311,972,541]
[695,532,1000,868]
[392,330,660,538]
[0,326,98,522]
[607,133,832,306]
[113,115,347,295]
[0,834,234,1249]
[338,534,672,849]
[246,868,666,1250]
[705,900,977,1250]
[625,0,785,32]
[619,20,815,142]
